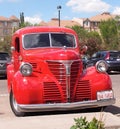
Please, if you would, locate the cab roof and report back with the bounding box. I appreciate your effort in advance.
[14,26,76,35]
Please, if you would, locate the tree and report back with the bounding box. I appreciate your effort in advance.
[19,12,25,28]
[99,19,119,50]
[71,25,102,56]
[19,12,40,28]
[0,36,11,54]
[71,25,89,41]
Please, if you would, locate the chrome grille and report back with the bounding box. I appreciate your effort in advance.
[47,61,67,99]
[70,60,81,98]
[43,82,63,103]
[45,60,91,102]
[75,80,91,101]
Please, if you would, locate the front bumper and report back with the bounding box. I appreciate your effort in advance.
[17,98,115,112]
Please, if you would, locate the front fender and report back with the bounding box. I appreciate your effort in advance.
[81,66,112,99]
[12,72,45,104]
[7,64,14,93]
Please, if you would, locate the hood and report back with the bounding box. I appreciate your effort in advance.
[22,48,80,61]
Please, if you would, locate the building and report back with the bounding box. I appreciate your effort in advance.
[40,12,118,32]
[82,12,117,31]
[0,15,19,41]
[0,12,117,41]
[39,18,81,27]
[72,12,117,32]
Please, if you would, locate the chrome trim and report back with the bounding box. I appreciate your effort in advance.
[46,59,81,64]
[46,60,81,102]
[95,60,108,73]
[22,32,77,50]
[19,62,33,76]
[17,98,115,112]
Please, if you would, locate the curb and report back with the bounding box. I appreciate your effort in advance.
[105,126,120,129]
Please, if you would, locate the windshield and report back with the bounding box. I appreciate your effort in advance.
[23,33,76,49]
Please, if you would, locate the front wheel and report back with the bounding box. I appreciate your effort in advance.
[10,91,25,117]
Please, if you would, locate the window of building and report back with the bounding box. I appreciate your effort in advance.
[3,29,9,35]
[84,21,90,27]
[12,22,18,27]
[85,21,88,26]
[3,21,7,26]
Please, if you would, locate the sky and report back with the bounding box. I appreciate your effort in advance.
[0,0,120,24]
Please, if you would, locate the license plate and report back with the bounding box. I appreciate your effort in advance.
[97,90,114,101]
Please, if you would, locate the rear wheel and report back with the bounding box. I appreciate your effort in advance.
[10,91,25,117]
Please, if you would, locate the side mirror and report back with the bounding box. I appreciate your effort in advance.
[11,46,15,51]
[81,45,88,54]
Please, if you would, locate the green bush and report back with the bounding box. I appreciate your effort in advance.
[70,116,105,129]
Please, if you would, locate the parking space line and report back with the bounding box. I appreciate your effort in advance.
[0,94,8,97]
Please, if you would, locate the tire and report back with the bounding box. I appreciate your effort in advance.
[10,91,25,117]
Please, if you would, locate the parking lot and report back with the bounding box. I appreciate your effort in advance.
[0,73,120,129]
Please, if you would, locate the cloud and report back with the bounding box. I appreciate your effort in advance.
[66,0,111,13]
[112,7,120,15]
[25,15,42,24]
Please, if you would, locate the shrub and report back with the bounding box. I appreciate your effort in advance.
[70,116,105,129]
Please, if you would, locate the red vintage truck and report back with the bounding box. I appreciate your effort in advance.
[7,26,115,116]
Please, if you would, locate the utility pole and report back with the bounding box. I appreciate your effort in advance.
[57,5,62,27]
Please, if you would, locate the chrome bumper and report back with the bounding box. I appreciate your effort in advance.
[17,98,115,112]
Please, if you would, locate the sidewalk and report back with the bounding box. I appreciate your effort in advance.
[0,112,120,129]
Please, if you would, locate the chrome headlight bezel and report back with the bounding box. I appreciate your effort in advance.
[95,60,108,73]
[20,62,33,76]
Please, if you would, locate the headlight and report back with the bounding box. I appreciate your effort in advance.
[95,60,108,73]
[20,62,32,76]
